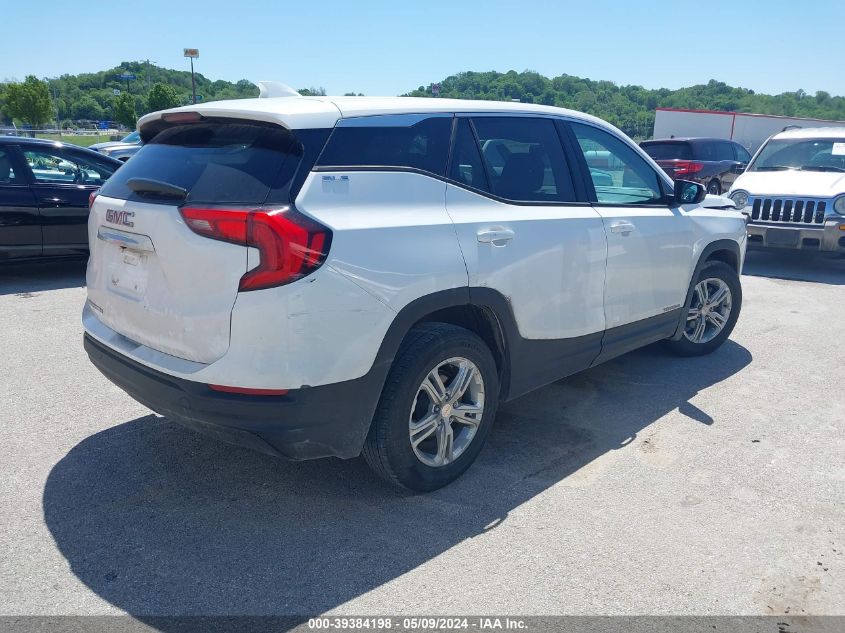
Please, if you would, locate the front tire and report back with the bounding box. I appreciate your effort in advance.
[666,261,742,357]
[363,323,499,491]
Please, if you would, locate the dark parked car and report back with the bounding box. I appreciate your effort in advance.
[0,137,122,261]
[640,137,752,195]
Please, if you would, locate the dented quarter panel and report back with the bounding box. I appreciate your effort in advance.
[295,170,469,313]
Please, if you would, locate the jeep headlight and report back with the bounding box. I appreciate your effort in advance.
[834,196,845,215]
[729,190,749,211]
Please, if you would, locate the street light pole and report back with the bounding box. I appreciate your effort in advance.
[190,57,197,105]
[184,49,199,105]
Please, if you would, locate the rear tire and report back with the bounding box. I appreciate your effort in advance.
[666,261,742,357]
[363,323,499,491]
[707,179,721,195]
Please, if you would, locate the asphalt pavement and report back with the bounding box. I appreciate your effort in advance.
[0,251,842,621]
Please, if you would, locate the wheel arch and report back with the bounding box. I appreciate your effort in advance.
[707,178,722,194]
[670,238,742,340]
[368,287,521,403]
[703,242,740,272]
[413,304,507,375]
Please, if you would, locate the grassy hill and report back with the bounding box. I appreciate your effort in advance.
[405,71,845,139]
[33,61,259,126]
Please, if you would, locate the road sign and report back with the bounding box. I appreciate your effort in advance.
[195,95,203,101]
[113,89,121,96]
[184,48,199,58]
[431,83,441,96]
[117,73,136,81]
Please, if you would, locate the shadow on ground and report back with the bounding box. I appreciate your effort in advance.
[43,340,751,624]
[0,259,87,295]
[743,250,845,285]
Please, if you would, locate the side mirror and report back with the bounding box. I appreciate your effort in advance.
[674,179,706,205]
[731,162,746,174]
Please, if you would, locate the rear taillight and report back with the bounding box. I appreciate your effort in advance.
[89,190,98,209]
[673,161,705,176]
[162,111,204,124]
[179,206,331,291]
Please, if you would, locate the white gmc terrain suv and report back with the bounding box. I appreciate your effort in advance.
[83,92,747,490]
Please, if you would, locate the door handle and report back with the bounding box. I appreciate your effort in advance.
[610,221,635,235]
[477,228,514,246]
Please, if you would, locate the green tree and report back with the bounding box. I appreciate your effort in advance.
[113,92,136,129]
[147,83,181,112]
[71,95,104,121]
[0,83,8,124]
[5,75,52,126]
[298,86,326,96]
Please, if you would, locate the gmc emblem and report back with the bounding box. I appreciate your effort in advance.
[106,209,135,228]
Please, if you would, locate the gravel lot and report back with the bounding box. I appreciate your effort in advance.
[0,251,843,620]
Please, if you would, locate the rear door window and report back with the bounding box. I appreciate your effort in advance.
[470,116,576,202]
[99,120,327,205]
[316,115,452,176]
[714,142,735,161]
[449,118,490,192]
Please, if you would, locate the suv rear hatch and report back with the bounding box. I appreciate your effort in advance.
[640,141,698,177]
[87,117,329,364]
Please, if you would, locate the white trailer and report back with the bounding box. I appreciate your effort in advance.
[652,107,845,154]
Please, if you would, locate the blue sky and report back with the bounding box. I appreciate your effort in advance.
[2,0,843,96]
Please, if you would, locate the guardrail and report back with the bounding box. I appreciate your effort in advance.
[2,128,125,137]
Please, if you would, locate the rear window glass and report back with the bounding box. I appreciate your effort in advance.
[316,116,452,176]
[640,142,693,161]
[99,120,328,205]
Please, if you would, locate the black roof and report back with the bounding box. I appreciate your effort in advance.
[0,135,123,165]
[642,137,742,145]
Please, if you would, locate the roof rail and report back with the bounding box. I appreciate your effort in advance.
[257,81,301,98]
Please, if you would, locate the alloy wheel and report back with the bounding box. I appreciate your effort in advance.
[684,277,732,344]
[409,357,485,467]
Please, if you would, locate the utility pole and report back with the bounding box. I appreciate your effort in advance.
[184,49,199,105]
[144,59,156,93]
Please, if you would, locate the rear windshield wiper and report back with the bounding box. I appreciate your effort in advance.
[799,165,845,173]
[126,177,187,200]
